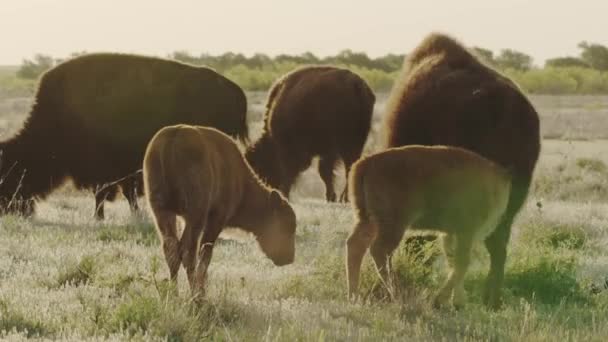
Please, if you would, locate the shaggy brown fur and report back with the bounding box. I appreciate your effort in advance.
[346,145,511,308]
[245,66,375,202]
[382,33,540,308]
[144,125,296,296]
[0,53,248,219]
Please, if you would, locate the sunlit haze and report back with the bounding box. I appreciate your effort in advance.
[1,0,606,65]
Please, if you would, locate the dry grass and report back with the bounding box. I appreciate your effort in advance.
[1,94,608,340]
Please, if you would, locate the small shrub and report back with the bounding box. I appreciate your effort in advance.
[111,295,161,336]
[520,220,588,250]
[505,253,588,305]
[0,300,50,338]
[547,229,587,250]
[576,157,607,173]
[108,293,238,340]
[56,255,96,287]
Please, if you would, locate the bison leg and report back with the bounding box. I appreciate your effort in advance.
[151,209,180,283]
[346,219,376,300]
[338,145,365,203]
[483,181,528,309]
[122,177,141,215]
[435,234,472,309]
[192,216,223,298]
[180,215,206,294]
[94,186,111,220]
[370,223,406,299]
[483,216,512,310]
[318,154,338,202]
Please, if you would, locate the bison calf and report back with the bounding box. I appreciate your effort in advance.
[346,145,510,308]
[144,125,296,297]
[245,66,375,202]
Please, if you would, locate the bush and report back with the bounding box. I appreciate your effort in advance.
[507,67,608,94]
[3,51,608,95]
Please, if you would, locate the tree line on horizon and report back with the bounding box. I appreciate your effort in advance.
[7,40,608,95]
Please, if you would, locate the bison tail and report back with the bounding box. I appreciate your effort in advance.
[234,84,250,146]
[237,96,250,145]
[348,159,368,221]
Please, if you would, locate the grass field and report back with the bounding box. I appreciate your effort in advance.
[1,94,608,341]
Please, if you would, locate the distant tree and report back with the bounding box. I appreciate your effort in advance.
[324,49,374,69]
[16,54,56,79]
[372,53,405,72]
[578,41,608,71]
[215,52,247,72]
[470,46,495,65]
[275,52,320,65]
[545,57,590,69]
[246,53,272,69]
[495,49,533,71]
[298,52,320,64]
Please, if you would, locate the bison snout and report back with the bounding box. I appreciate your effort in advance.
[272,252,294,266]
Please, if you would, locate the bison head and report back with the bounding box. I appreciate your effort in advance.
[255,190,296,266]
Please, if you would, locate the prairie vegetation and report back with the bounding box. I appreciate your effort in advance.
[1,91,608,340]
[3,41,608,96]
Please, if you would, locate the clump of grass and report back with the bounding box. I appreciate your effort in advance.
[110,295,161,336]
[547,229,587,250]
[0,300,51,338]
[505,252,589,305]
[107,292,242,340]
[394,235,441,286]
[97,228,130,243]
[97,223,158,246]
[521,220,588,250]
[576,157,607,173]
[56,255,96,288]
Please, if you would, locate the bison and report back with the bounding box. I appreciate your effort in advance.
[245,66,375,202]
[143,125,296,296]
[346,145,511,308]
[382,33,541,308]
[0,53,248,219]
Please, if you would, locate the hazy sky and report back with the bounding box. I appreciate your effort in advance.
[1,0,606,65]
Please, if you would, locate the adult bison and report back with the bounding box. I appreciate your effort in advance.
[245,66,375,202]
[0,53,248,219]
[382,33,541,309]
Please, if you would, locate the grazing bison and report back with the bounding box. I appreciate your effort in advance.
[144,125,296,296]
[382,33,540,308]
[346,145,511,308]
[0,53,248,219]
[245,66,375,202]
